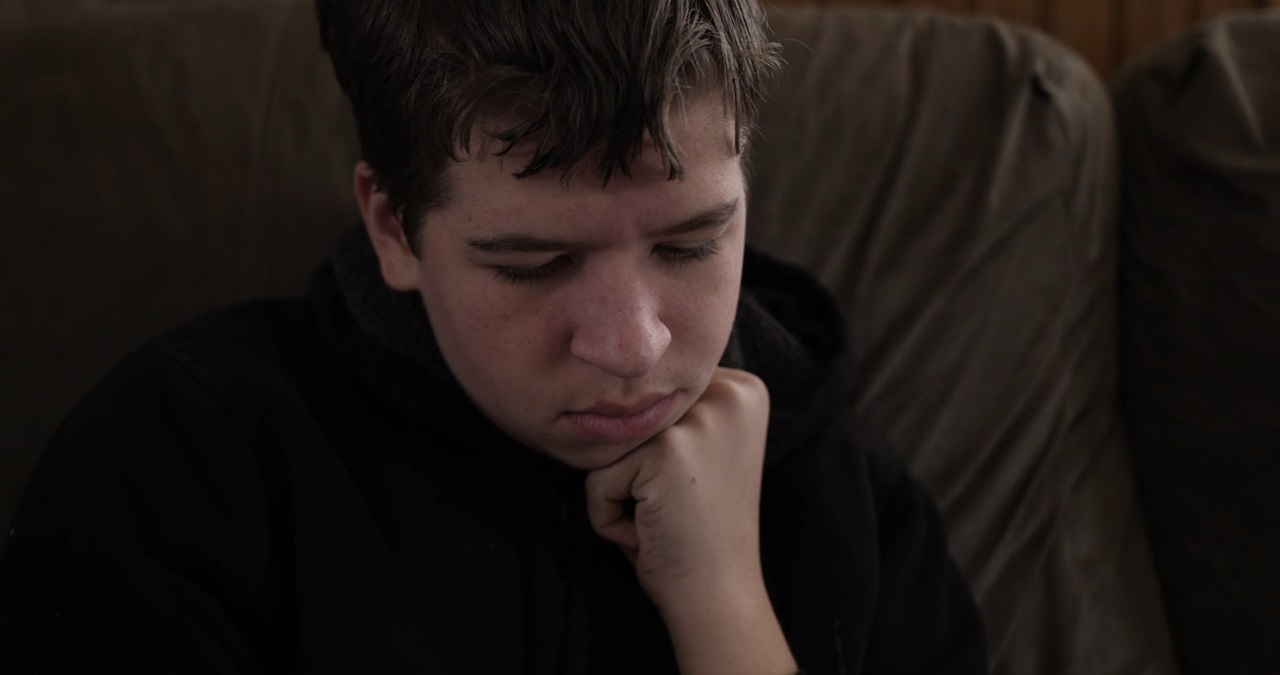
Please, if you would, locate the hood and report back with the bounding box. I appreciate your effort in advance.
[724,246,858,467]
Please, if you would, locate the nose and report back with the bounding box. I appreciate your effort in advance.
[568,271,672,380]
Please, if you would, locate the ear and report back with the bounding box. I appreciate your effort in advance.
[354,161,420,292]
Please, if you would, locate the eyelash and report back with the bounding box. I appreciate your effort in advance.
[491,240,722,285]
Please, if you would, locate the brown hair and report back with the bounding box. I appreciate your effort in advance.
[315,0,780,248]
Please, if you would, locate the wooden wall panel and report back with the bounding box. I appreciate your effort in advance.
[1200,0,1263,13]
[974,0,1042,25]
[1122,0,1196,60]
[765,0,1279,75]
[900,0,976,12]
[1047,0,1119,74]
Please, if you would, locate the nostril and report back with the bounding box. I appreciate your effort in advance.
[569,315,670,379]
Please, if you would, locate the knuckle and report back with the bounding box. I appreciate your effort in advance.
[650,437,683,465]
[732,367,764,387]
[721,370,769,406]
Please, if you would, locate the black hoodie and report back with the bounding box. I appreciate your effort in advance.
[0,229,986,674]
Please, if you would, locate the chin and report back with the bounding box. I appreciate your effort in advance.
[544,439,647,472]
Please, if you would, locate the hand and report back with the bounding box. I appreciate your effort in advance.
[585,367,796,675]
[585,366,769,606]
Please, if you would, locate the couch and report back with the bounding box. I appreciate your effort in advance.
[2,2,1277,673]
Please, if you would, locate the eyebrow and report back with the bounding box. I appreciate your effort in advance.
[465,198,741,254]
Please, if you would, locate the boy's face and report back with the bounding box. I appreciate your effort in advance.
[364,96,745,470]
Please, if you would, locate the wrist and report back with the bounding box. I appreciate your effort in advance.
[659,577,797,675]
[644,529,763,612]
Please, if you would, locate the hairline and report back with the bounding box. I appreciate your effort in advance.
[404,92,756,247]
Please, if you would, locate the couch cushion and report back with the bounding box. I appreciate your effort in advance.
[1112,12,1280,674]
[748,8,1176,674]
[0,0,358,530]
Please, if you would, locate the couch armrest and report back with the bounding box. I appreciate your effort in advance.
[749,8,1177,674]
[1114,12,1280,674]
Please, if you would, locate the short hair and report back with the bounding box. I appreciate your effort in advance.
[315,0,781,248]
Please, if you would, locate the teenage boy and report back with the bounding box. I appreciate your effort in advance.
[0,2,987,673]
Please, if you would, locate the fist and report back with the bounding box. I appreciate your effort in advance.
[584,367,771,613]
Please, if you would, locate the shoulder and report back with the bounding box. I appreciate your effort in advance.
[1,306,317,672]
[137,298,322,383]
[13,297,332,544]
[33,298,330,488]
[97,299,329,419]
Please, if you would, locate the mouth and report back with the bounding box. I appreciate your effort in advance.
[563,392,679,445]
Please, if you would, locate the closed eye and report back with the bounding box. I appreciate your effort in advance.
[489,239,722,285]
[656,240,721,265]
[490,255,573,284]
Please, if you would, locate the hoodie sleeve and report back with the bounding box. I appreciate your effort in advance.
[0,354,280,674]
[853,419,989,674]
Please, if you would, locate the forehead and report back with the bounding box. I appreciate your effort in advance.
[451,96,743,208]
[432,100,742,238]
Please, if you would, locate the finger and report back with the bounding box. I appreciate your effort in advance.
[597,518,640,554]
[585,462,642,550]
[619,544,638,566]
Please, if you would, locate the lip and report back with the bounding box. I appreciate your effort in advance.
[564,392,679,445]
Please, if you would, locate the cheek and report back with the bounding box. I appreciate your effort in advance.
[666,254,743,355]
[420,265,561,384]
[420,268,502,365]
